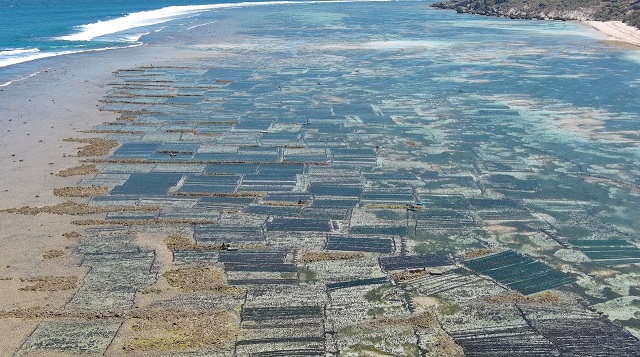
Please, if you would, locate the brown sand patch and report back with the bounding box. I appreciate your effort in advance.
[62,231,82,239]
[79,129,143,134]
[56,164,99,177]
[53,185,109,197]
[72,218,215,226]
[465,248,497,259]
[367,203,420,210]
[19,276,78,291]
[121,309,238,352]
[164,234,196,251]
[488,291,561,304]
[391,269,429,282]
[413,296,441,311]
[1,201,158,216]
[365,309,464,355]
[42,250,65,260]
[485,224,518,234]
[163,266,236,294]
[262,200,309,207]
[63,137,119,157]
[163,234,238,252]
[299,251,364,263]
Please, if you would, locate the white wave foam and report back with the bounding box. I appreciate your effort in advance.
[0,69,45,87]
[0,49,70,68]
[0,44,140,69]
[0,48,40,56]
[57,0,389,42]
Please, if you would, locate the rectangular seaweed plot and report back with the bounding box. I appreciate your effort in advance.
[193,196,256,210]
[224,262,296,272]
[266,218,332,232]
[308,183,362,198]
[349,226,407,236]
[219,250,287,264]
[569,239,640,265]
[17,320,121,356]
[449,325,560,357]
[415,209,476,230]
[326,235,394,253]
[194,225,264,244]
[379,254,451,271]
[527,315,640,356]
[205,163,260,174]
[361,189,415,203]
[110,173,182,195]
[464,251,575,295]
[331,147,377,164]
[242,305,324,325]
[327,277,388,291]
[112,143,160,159]
[176,174,240,193]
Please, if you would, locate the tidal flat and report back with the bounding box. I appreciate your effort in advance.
[1,1,640,355]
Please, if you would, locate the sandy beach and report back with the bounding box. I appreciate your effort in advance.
[585,20,640,47]
[0,38,207,355]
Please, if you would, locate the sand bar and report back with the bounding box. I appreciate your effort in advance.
[585,20,640,47]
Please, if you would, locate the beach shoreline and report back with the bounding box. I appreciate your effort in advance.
[584,20,640,48]
[0,30,217,354]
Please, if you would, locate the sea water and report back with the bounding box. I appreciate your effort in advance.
[0,0,365,85]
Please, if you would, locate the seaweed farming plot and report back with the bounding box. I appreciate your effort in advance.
[326,277,388,291]
[326,235,394,253]
[308,183,363,198]
[407,268,487,296]
[219,249,294,273]
[110,173,182,195]
[569,239,640,265]
[448,325,560,356]
[360,188,415,204]
[414,208,477,230]
[236,300,326,355]
[17,320,122,356]
[522,306,640,356]
[464,251,575,295]
[266,217,333,232]
[177,174,240,194]
[194,225,264,244]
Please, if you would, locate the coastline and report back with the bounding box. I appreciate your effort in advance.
[584,20,640,47]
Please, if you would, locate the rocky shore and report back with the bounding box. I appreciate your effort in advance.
[432,0,640,29]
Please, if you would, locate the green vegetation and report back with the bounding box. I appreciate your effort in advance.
[432,0,640,29]
[367,306,386,317]
[365,286,391,303]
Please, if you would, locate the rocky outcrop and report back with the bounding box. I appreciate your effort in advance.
[432,0,640,28]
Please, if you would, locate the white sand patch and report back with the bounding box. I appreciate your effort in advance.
[585,21,640,47]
